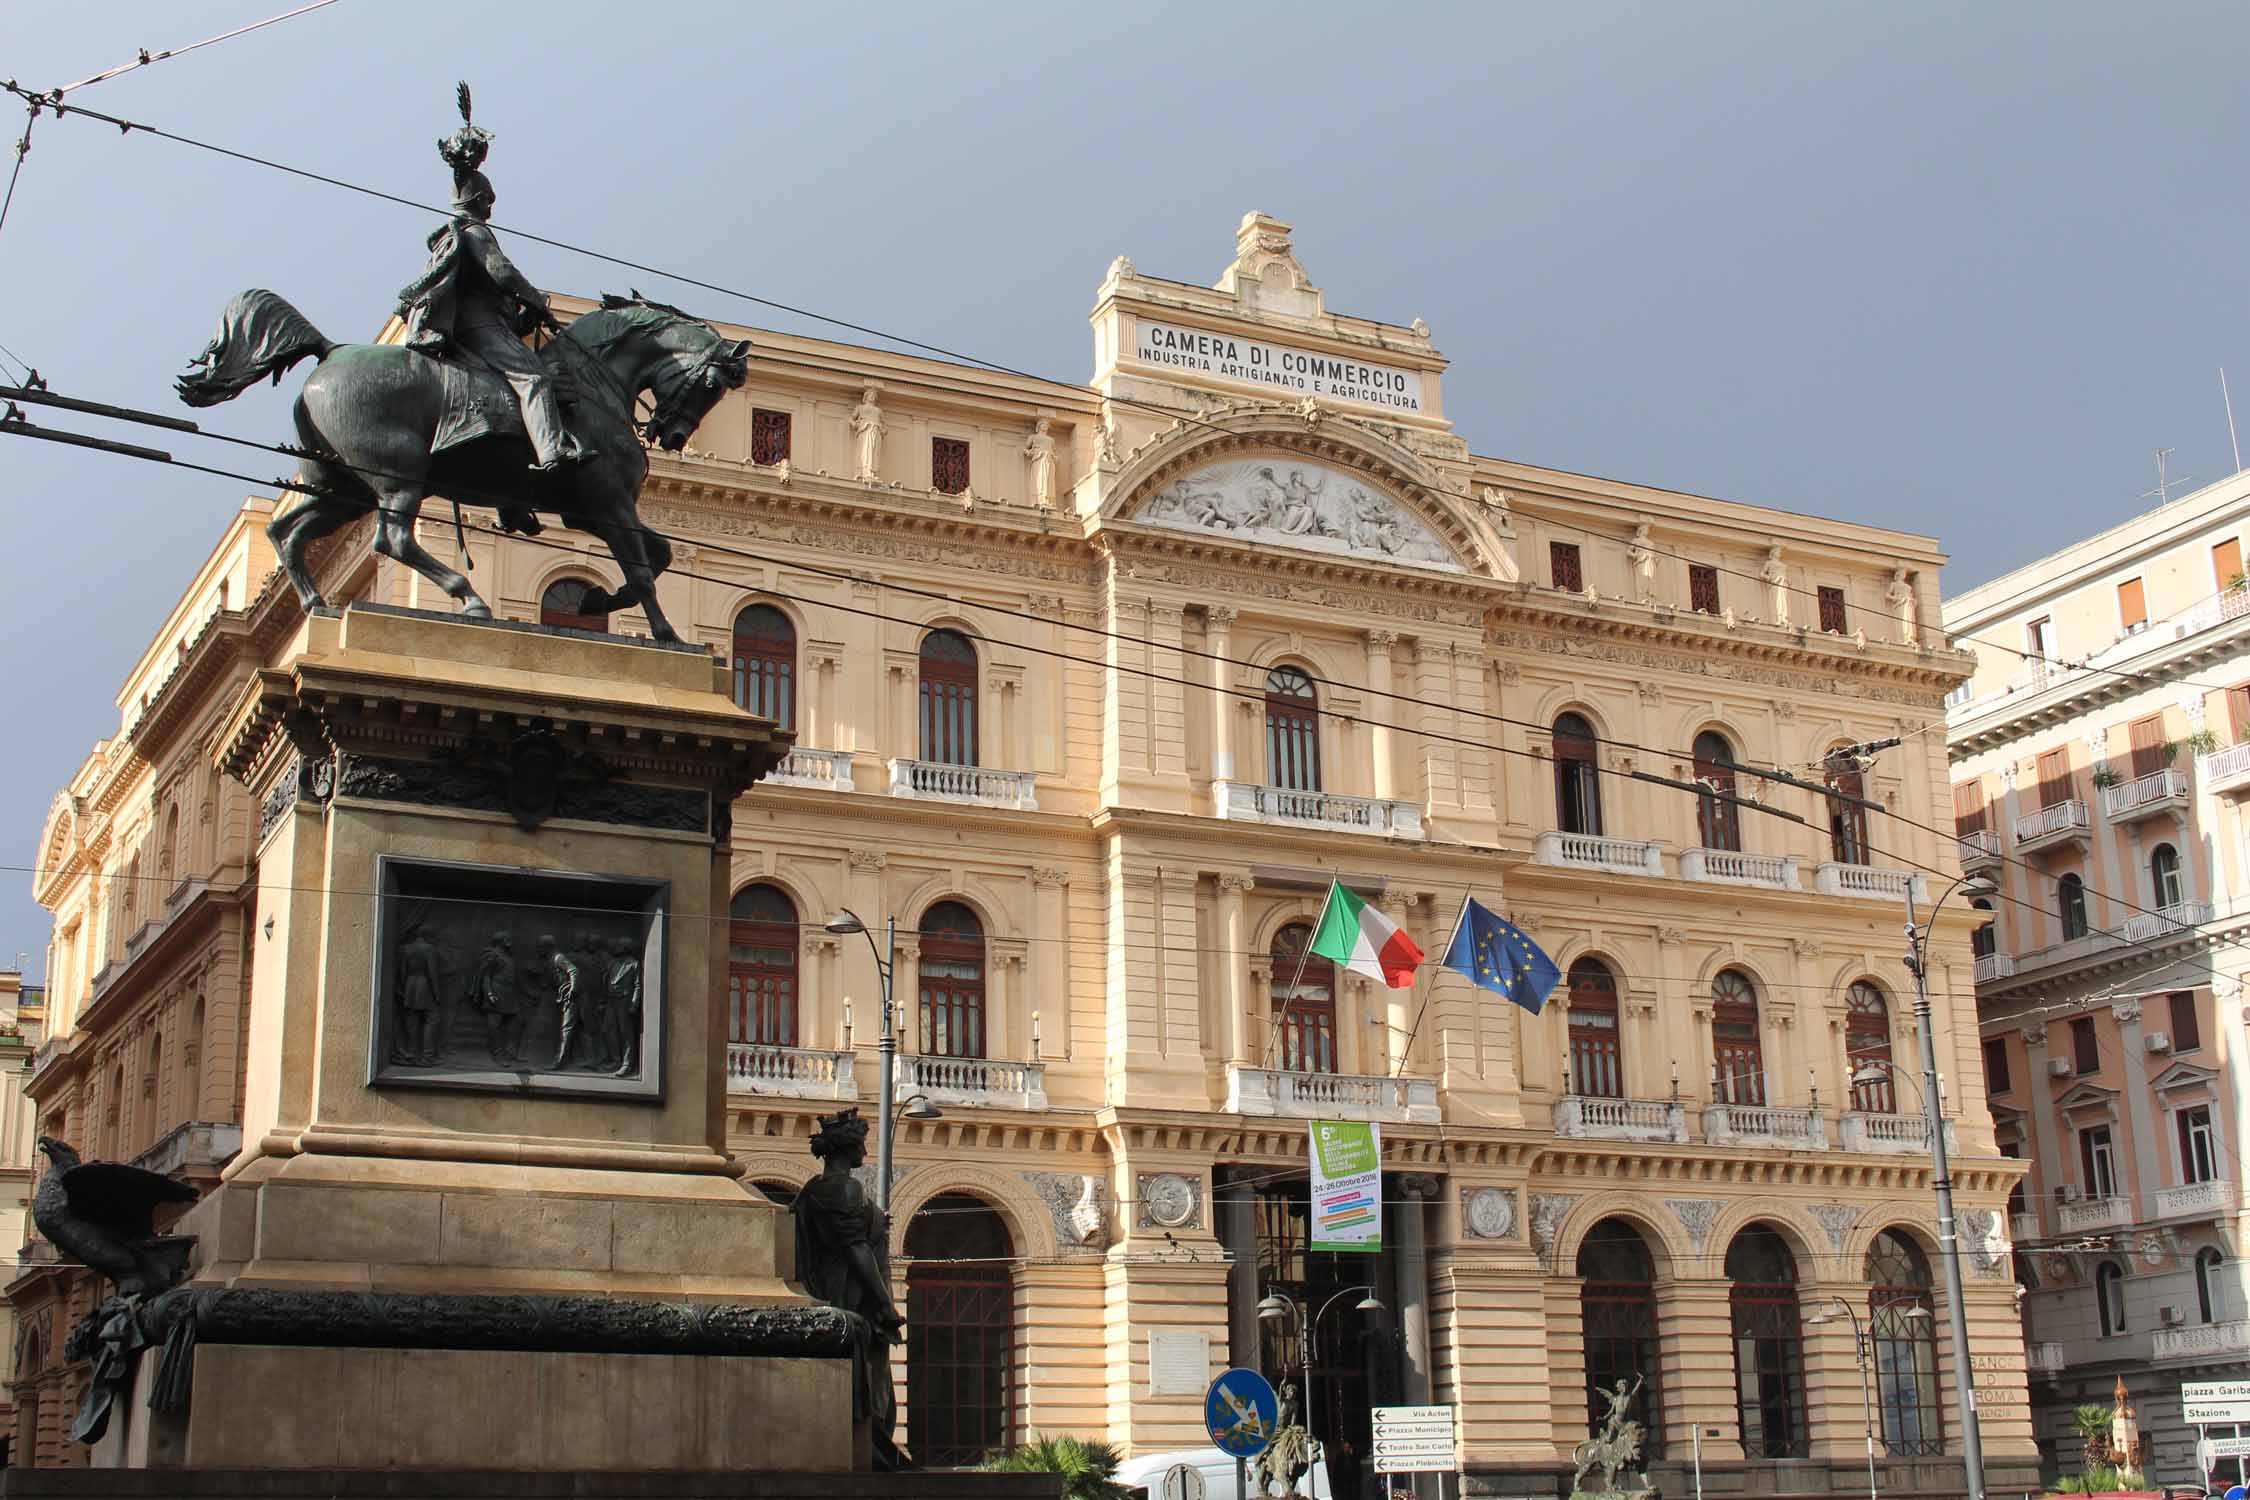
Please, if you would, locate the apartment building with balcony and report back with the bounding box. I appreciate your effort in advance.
[1946,471,2250,1483]
[16,213,2033,1494]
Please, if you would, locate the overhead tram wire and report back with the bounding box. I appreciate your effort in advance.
[20,83,2249,721]
[9,398,2238,994]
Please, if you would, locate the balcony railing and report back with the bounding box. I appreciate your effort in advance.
[2154,1320,2250,1362]
[1957,829,2002,872]
[2027,1341,2067,1376]
[2018,929,2123,972]
[762,747,856,793]
[1554,1095,1689,1144]
[887,759,1038,811]
[1703,1102,1826,1150]
[898,1054,1048,1110]
[2200,741,2250,797]
[2152,1180,2236,1220]
[1974,952,2017,984]
[1214,781,1424,838]
[1679,848,1800,892]
[2010,1211,2042,1244]
[2101,767,2189,823]
[1839,1111,1959,1155]
[2057,1195,2133,1233]
[1813,863,1929,903]
[2014,799,2091,853]
[726,1043,858,1101]
[1533,831,1664,877]
[1226,1064,1440,1124]
[2122,900,2212,944]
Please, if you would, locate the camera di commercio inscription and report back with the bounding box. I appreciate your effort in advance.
[372,856,667,1100]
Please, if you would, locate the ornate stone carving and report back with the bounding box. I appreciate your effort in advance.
[1134,458,1461,571]
[1637,680,1664,705]
[1031,867,1070,888]
[1528,1192,1578,1270]
[2021,1023,2046,1047]
[1809,1202,1863,1255]
[1023,418,1057,508]
[1137,1171,1201,1230]
[1628,523,1656,601]
[1461,1186,1517,1241]
[850,386,884,481]
[1023,1171,1106,1249]
[1964,1210,2009,1278]
[1791,939,1824,959]
[2111,1001,2143,1025]
[1664,1197,1723,1255]
[848,849,888,871]
[1657,928,1685,947]
[336,748,706,835]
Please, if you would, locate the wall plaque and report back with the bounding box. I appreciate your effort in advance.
[370,855,667,1100]
[1148,1330,1211,1396]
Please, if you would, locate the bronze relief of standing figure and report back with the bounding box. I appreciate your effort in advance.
[791,1108,906,1470]
[605,934,643,1077]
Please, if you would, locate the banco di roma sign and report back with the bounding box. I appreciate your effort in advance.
[1134,319,1425,414]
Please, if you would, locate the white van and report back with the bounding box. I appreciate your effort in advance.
[1115,1444,1335,1500]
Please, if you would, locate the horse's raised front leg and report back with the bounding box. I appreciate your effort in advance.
[591,518,680,643]
[371,485,492,620]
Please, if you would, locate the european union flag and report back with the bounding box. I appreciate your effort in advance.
[1440,898,1562,1014]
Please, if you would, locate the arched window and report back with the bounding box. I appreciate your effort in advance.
[918,902,986,1058]
[1566,957,1623,1098]
[105,1062,125,1158]
[1264,666,1322,792]
[2198,1248,2228,1324]
[2058,874,2088,941]
[540,577,610,632]
[1826,753,1870,865]
[1867,1230,1942,1455]
[919,630,979,767]
[1553,713,1603,835]
[2096,1261,2126,1336]
[1694,731,1742,851]
[184,995,205,1120]
[1970,898,1996,960]
[732,603,796,730]
[1578,1220,1664,1456]
[121,853,142,938]
[160,803,181,880]
[1270,922,1337,1075]
[1846,981,1895,1113]
[2151,844,2184,909]
[1727,1225,1808,1458]
[906,1193,1015,1464]
[728,884,799,1047]
[1711,969,1765,1106]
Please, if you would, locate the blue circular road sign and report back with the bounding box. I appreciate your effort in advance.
[1205,1367,1281,1459]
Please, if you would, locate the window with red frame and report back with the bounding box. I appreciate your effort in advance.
[932,436,971,495]
[1550,541,1584,592]
[1689,564,1721,615]
[750,408,792,466]
[1817,586,1848,634]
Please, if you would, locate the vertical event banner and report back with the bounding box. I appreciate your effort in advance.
[1309,1121,1382,1252]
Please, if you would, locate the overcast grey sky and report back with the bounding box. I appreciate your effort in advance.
[4,1,2246,974]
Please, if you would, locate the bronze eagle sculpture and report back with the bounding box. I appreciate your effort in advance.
[33,1137,199,1298]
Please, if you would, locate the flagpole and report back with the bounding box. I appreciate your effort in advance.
[1393,892,1470,1078]
[1262,881,1337,1069]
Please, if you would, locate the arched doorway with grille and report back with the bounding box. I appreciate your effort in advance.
[1577,1218,1665,1455]
[1867,1228,1942,1456]
[1727,1223,1809,1458]
[906,1191,1015,1466]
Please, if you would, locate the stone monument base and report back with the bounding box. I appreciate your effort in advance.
[0,1474,1056,1500]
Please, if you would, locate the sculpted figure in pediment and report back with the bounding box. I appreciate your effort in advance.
[1133,457,1463,572]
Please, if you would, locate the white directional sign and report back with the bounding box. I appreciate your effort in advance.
[2205,1436,2250,1462]
[2185,1382,2250,1425]
[1372,1405,1455,1474]
[1160,1462,1207,1500]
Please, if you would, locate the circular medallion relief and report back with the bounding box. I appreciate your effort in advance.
[1142,1172,1197,1228]
[1464,1187,1515,1240]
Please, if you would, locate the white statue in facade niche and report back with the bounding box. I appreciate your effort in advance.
[1095,420,1121,466]
[1628,523,1657,600]
[1762,545,1791,627]
[850,386,885,481]
[1023,418,1057,508]
[1886,566,1919,645]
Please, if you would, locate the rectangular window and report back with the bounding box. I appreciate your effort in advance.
[2080,1125,2117,1199]
[2118,577,2148,633]
[2230,684,2250,744]
[2026,616,2055,660]
[931,436,971,495]
[2037,748,2073,809]
[1953,780,1988,835]
[2170,989,2201,1052]
[1982,1037,2011,1095]
[1817,585,1848,634]
[2180,1106,2218,1185]
[1689,563,1721,615]
[2071,1015,2099,1074]
[1550,541,1584,592]
[2216,537,2244,591]
[750,408,792,466]
[2128,713,2167,778]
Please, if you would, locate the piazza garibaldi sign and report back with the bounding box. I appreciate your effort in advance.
[1134,318,1425,414]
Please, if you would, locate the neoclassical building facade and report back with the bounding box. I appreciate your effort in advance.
[18,212,2028,1494]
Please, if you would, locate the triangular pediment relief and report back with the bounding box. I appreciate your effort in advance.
[1099,403,1513,582]
[2054,1080,2120,1115]
[2151,1059,2220,1094]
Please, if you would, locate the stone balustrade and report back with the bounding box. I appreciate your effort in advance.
[1554,1095,1688,1144]
[2151,1180,2235,1220]
[726,1043,859,1101]
[1226,1064,1440,1124]
[1679,848,1800,891]
[1703,1102,1826,1150]
[763,747,856,792]
[1214,781,1423,838]
[887,758,1039,810]
[2153,1319,2250,1362]
[1533,831,1664,876]
[2057,1195,2133,1233]
[899,1053,1048,1110]
[1838,1111,1958,1155]
[1813,863,1928,902]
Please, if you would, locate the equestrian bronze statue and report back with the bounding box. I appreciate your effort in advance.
[174,84,747,642]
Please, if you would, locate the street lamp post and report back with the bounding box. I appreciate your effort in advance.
[1258,1285,1386,1474]
[1896,873,1997,1500]
[824,908,941,1230]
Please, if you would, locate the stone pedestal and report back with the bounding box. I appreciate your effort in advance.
[93,604,852,1472]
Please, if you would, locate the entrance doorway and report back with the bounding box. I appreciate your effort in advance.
[1254,1178,1398,1500]
[906,1192,1014,1465]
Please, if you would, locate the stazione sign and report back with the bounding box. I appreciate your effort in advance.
[2184,1382,2250,1425]
[1134,318,1425,414]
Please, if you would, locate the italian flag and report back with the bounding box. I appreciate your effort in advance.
[1307,881,1424,989]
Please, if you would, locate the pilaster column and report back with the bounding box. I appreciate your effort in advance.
[1382,892,1416,1074]
[1218,875,1254,1064]
[1208,607,1239,782]
[1031,867,1069,1059]
[2111,1001,2161,1216]
[1661,1277,1745,1463]
[893,937,922,1056]
[2019,1024,2060,1233]
[845,849,887,1045]
[1218,1171,1259,1370]
[1366,629,1398,801]
[1395,1173,1440,1500]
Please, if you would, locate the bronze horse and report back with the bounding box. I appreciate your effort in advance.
[176,288,748,641]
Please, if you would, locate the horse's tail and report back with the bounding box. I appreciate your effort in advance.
[175,289,335,408]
